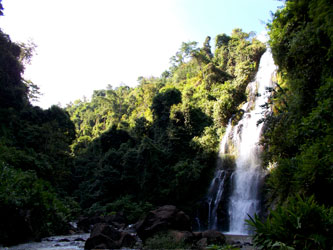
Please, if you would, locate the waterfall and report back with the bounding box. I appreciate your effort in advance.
[203,49,276,234]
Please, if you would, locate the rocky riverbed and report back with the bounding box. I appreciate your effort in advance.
[5,233,255,250]
[5,233,90,250]
[4,206,256,250]
[225,234,255,249]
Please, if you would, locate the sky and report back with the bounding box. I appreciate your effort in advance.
[0,0,284,108]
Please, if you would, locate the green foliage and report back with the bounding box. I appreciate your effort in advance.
[143,231,190,250]
[261,0,333,205]
[0,28,27,110]
[105,195,153,223]
[0,27,77,245]
[170,41,199,68]
[207,244,240,250]
[0,162,73,244]
[151,87,182,126]
[252,1,333,249]
[247,195,333,250]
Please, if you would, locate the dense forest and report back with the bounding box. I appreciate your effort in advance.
[0,0,332,249]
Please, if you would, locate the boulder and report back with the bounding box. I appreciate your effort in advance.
[196,237,208,249]
[193,231,203,240]
[136,205,191,241]
[119,232,137,248]
[169,230,194,244]
[201,230,226,245]
[105,213,127,229]
[84,223,120,249]
[84,223,136,250]
[77,216,105,233]
[193,230,226,249]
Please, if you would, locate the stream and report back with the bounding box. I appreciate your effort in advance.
[4,233,89,250]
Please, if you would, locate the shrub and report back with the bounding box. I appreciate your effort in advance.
[143,231,190,250]
[0,162,71,245]
[105,195,153,223]
[247,195,333,250]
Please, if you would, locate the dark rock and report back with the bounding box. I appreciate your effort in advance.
[201,230,226,245]
[110,221,126,230]
[169,230,194,244]
[196,238,208,249]
[84,223,121,250]
[74,237,85,242]
[85,234,118,249]
[58,238,70,242]
[84,223,137,249]
[90,223,121,240]
[193,231,203,240]
[77,216,104,233]
[136,205,191,241]
[119,232,136,248]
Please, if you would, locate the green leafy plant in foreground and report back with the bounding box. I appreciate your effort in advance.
[247,195,333,250]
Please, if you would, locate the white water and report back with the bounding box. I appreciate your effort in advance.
[6,233,89,250]
[205,120,234,230]
[205,49,276,234]
[228,49,276,234]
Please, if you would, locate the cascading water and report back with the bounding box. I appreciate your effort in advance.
[203,48,276,234]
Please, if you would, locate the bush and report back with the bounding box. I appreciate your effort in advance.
[247,195,333,250]
[105,195,153,223]
[207,244,240,250]
[143,232,190,250]
[0,162,71,245]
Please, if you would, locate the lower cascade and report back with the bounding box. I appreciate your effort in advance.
[198,49,277,235]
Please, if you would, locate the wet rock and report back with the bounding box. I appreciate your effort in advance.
[74,237,85,242]
[58,238,70,242]
[84,223,120,249]
[119,232,136,248]
[136,205,191,241]
[91,223,121,240]
[84,223,136,249]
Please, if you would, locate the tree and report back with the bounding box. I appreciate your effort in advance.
[170,41,199,67]
[202,36,213,59]
[151,88,181,127]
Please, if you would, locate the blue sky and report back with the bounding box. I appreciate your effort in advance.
[0,0,284,108]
